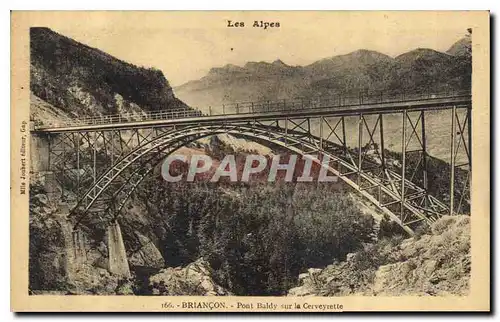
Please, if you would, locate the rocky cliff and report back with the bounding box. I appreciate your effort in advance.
[148,258,231,296]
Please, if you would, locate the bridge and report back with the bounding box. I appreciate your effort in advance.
[31,90,472,278]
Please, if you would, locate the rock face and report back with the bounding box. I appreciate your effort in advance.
[29,185,132,295]
[371,216,470,296]
[288,215,470,297]
[148,258,231,296]
[128,231,165,269]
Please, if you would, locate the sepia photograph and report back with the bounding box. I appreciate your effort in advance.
[10,10,490,312]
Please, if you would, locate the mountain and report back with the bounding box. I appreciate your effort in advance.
[174,59,308,110]
[392,49,458,92]
[447,36,472,57]
[305,49,396,79]
[30,27,188,118]
[397,48,452,62]
[174,39,472,110]
[303,50,398,96]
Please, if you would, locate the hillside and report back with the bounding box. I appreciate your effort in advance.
[30,27,188,118]
[393,48,471,93]
[174,37,472,110]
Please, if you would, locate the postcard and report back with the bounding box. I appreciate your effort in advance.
[11,10,490,312]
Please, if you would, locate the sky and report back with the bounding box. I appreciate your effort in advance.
[32,11,473,86]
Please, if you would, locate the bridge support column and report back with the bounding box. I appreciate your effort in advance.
[449,106,457,215]
[59,218,81,281]
[72,229,87,271]
[30,134,50,172]
[107,221,131,278]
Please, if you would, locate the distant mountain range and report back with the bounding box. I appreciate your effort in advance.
[174,37,471,110]
[30,27,187,118]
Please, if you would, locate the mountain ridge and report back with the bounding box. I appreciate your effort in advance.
[174,37,471,110]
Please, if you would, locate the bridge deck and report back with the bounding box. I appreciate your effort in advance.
[33,95,471,133]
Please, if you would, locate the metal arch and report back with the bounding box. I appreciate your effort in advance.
[102,130,414,233]
[69,122,454,234]
[92,124,322,227]
[69,124,248,221]
[73,130,214,229]
[68,125,200,218]
[72,144,175,229]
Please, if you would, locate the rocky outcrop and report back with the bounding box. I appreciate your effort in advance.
[148,258,231,296]
[30,27,188,118]
[371,216,470,296]
[129,231,165,269]
[288,215,470,297]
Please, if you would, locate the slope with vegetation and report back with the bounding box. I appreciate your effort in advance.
[30,27,187,119]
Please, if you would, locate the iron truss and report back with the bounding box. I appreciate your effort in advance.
[34,102,471,235]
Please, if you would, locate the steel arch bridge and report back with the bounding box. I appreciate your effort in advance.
[32,92,472,237]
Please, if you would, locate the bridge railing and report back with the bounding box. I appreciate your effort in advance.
[214,89,471,114]
[33,90,471,130]
[31,108,205,129]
